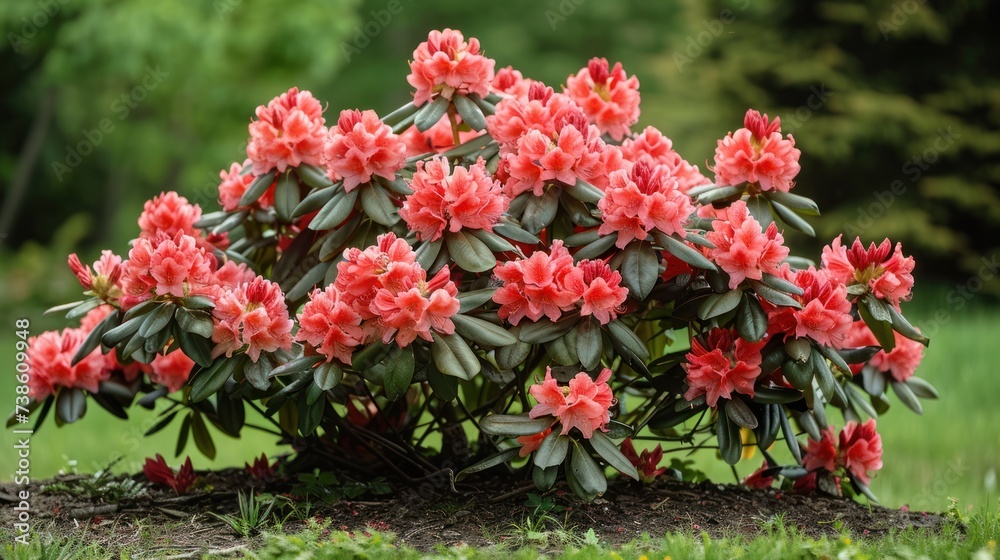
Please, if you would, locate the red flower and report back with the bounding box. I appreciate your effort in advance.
[323,109,407,191]
[138,191,202,241]
[245,453,276,481]
[621,126,708,194]
[803,426,838,473]
[843,321,924,382]
[683,328,767,407]
[407,29,496,106]
[713,109,801,192]
[493,241,583,325]
[119,231,216,310]
[742,461,776,489]
[564,58,641,141]
[149,349,195,393]
[822,235,915,306]
[400,157,508,242]
[68,250,123,302]
[296,285,364,366]
[838,419,883,485]
[764,265,853,349]
[574,260,629,325]
[26,328,110,400]
[528,367,614,439]
[516,427,552,458]
[598,160,693,248]
[247,87,327,175]
[211,277,294,362]
[486,85,576,148]
[492,66,533,100]
[218,159,273,211]
[371,266,461,347]
[706,200,789,289]
[620,438,666,483]
[143,454,196,495]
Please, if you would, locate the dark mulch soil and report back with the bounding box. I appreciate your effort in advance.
[0,468,944,554]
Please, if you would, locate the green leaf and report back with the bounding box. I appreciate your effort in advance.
[215,385,246,437]
[431,332,481,380]
[779,408,802,464]
[620,241,658,299]
[764,190,820,216]
[56,388,86,424]
[812,351,837,400]
[101,315,144,348]
[270,355,324,378]
[858,298,896,352]
[716,412,742,465]
[760,273,805,296]
[891,380,923,414]
[749,279,802,308]
[754,404,782,450]
[312,361,343,391]
[725,398,758,430]
[139,302,175,338]
[360,183,399,226]
[745,195,773,226]
[533,465,559,491]
[380,101,419,127]
[563,228,602,247]
[414,96,450,132]
[211,210,251,235]
[191,411,216,460]
[415,237,444,271]
[783,358,814,391]
[863,295,893,323]
[605,320,650,360]
[453,94,487,131]
[518,317,577,344]
[144,410,179,437]
[696,185,743,205]
[452,314,517,347]
[818,343,854,375]
[698,289,742,320]
[784,337,812,363]
[495,337,530,370]
[770,200,815,236]
[72,310,119,365]
[293,185,338,219]
[735,294,768,342]
[440,132,495,159]
[576,319,602,370]
[479,414,553,437]
[886,305,930,346]
[589,431,639,480]
[174,307,214,339]
[310,188,359,231]
[274,171,301,223]
[426,366,459,401]
[563,179,604,204]
[285,261,331,301]
[295,163,334,190]
[654,231,717,271]
[175,414,191,457]
[573,234,618,262]
[180,295,215,311]
[64,298,102,321]
[468,228,517,253]
[445,230,496,273]
[238,169,277,208]
[175,328,213,368]
[244,356,273,391]
[456,448,520,480]
[905,376,939,399]
[492,220,542,245]
[751,386,803,404]
[457,288,497,314]
[521,188,560,234]
[190,355,246,403]
[382,346,415,401]
[534,431,570,469]
[568,441,607,499]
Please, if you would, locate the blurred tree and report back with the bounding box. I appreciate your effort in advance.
[1,0,360,248]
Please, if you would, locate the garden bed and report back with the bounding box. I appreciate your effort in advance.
[0,469,944,555]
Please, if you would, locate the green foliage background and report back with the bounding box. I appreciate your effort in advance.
[1,0,997,510]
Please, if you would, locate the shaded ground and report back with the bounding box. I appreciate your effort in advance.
[0,468,944,556]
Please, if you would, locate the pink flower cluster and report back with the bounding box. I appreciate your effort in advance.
[247,87,327,176]
[713,109,801,192]
[706,200,790,289]
[528,367,614,439]
[597,160,694,248]
[564,58,641,142]
[119,231,216,310]
[149,350,196,393]
[211,277,294,363]
[322,109,407,191]
[298,233,461,359]
[822,235,915,306]
[399,157,508,242]
[26,328,110,400]
[764,264,854,349]
[683,328,768,407]
[407,29,496,107]
[493,242,628,326]
[620,126,708,194]
[843,321,924,382]
[804,419,883,485]
[218,160,273,211]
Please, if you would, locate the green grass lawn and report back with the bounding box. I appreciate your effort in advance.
[1,290,996,513]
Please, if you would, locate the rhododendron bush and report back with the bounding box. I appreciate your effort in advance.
[17,29,938,503]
